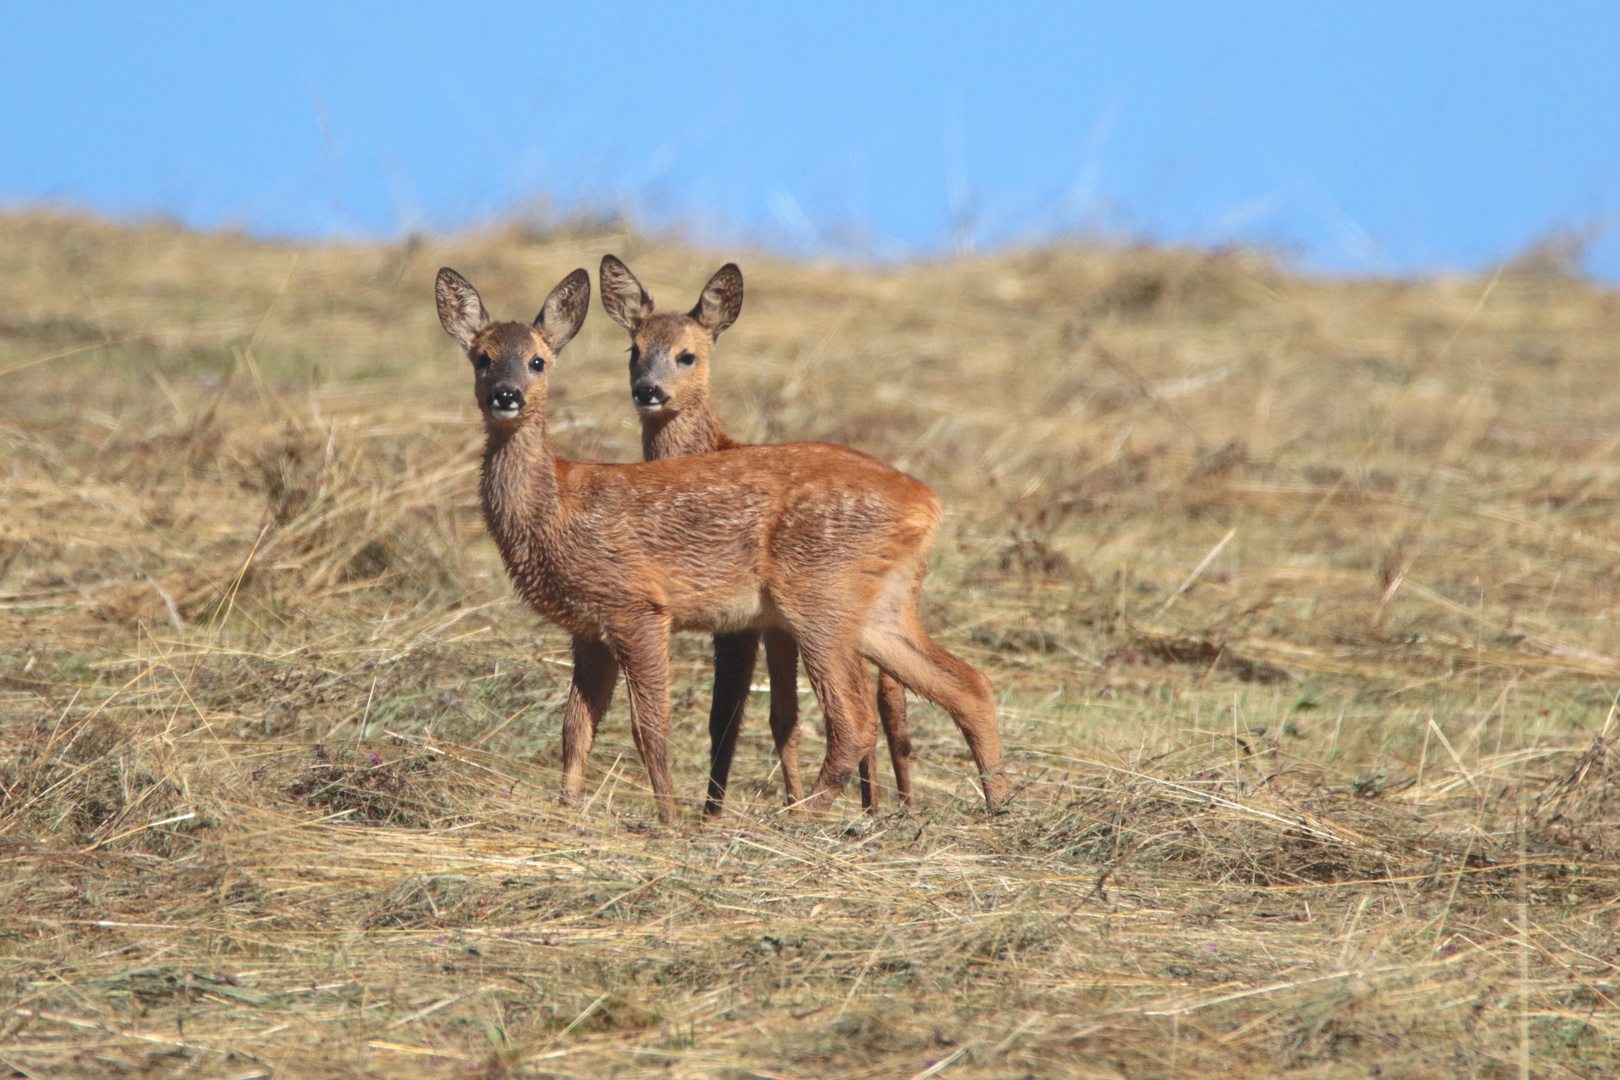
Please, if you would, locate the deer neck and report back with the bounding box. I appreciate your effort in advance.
[480,414,563,569]
[640,395,729,461]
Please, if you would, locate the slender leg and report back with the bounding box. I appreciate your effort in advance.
[705,629,759,818]
[799,641,880,814]
[857,677,883,811]
[762,627,803,807]
[857,750,881,812]
[857,672,909,814]
[560,635,618,808]
[613,619,678,824]
[862,618,1007,810]
[876,670,913,808]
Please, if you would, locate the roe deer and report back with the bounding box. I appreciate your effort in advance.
[598,254,912,816]
[436,265,1007,823]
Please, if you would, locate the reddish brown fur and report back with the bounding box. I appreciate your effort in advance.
[600,255,913,816]
[438,266,1006,824]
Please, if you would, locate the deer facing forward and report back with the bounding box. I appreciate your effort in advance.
[437,264,1006,823]
[599,254,912,816]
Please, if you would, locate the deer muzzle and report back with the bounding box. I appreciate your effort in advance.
[631,384,671,410]
[489,386,525,418]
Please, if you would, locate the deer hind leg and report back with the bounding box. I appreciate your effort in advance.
[762,627,804,807]
[560,635,618,809]
[705,630,759,818]
[858,670,909,813]
[857,743,881,812]
[798,639,881,815]
[862,614,1007,810]
[876,670,913,808]
[763,598,875,813]
[612,620,679,825]
[856,670,886,813]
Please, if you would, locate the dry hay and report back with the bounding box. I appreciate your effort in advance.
[1,209,1618,1076]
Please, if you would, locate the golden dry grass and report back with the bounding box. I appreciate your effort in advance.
[1,209,1618,1078]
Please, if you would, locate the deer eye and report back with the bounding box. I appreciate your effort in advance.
[473,354,491,371]
[676,352,696,367]
[530,356,546,373]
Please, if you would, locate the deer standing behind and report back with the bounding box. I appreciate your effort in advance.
[436,265,1007,823]
[598,255,912,816]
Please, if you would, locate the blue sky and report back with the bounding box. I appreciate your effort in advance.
[3,2,1616,276]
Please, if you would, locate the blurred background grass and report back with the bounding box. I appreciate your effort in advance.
[2,210,1618,1077]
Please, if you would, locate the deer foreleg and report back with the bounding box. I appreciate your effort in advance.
[705,629,759,818]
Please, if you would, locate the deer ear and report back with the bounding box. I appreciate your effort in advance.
[535,268,591,353]
[599,254,654,332]
[436,268,490,348]
[690,263,743,338]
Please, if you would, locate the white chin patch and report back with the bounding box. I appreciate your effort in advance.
[491,407,521,420]
[636,402,666,413]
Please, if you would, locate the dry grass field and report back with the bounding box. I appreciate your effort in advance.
[2,209,1619,1078]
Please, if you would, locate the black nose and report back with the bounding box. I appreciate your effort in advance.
[490,387,525,412]
[631,384,669,407]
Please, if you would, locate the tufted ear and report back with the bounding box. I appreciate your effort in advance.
[436,267,490,348]
[690,263,743,338]
[534,268,591,353]
[599,254,654,332]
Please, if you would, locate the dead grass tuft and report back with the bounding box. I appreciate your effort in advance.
[286,744,445,828]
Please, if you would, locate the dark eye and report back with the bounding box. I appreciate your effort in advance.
[628,346,641,368]
[676,352,696,367]
[530,356,546,373]
[473,354,491,371]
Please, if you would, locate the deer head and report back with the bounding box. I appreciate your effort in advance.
[599,255,743,416]
[436,266,591,425]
